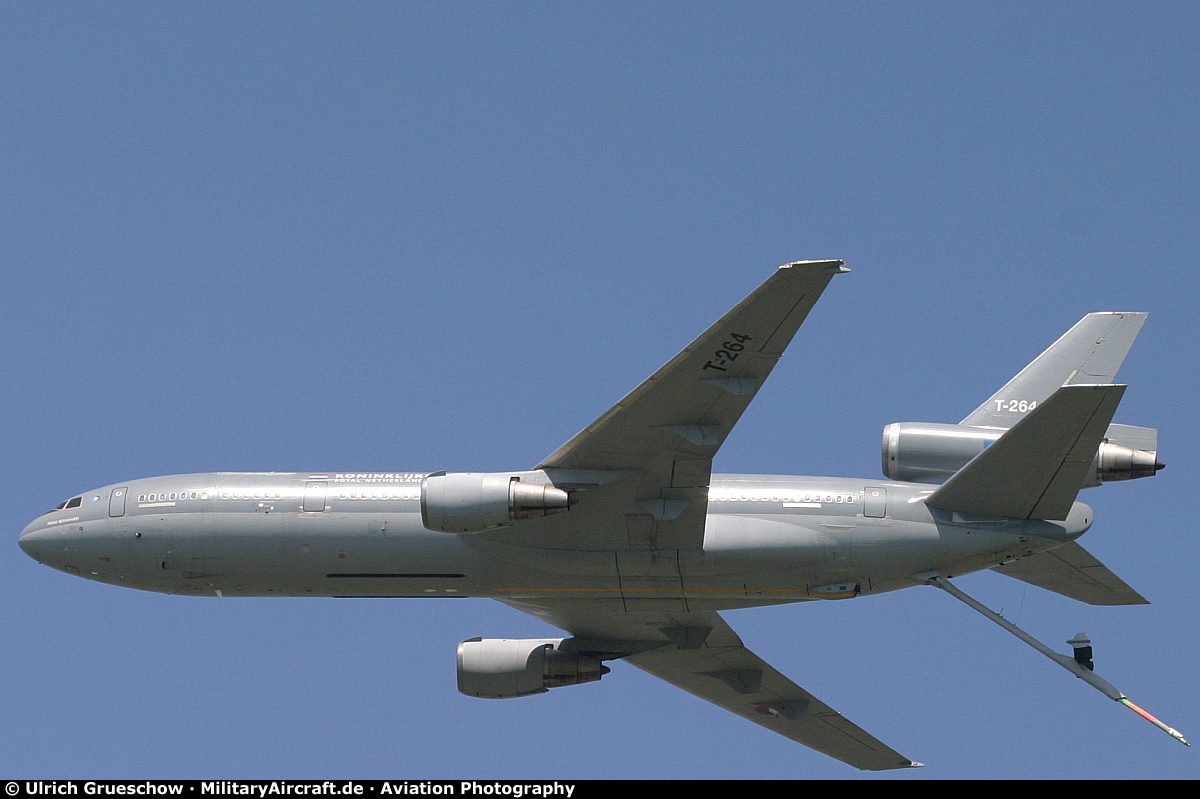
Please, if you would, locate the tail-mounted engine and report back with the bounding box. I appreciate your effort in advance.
[421,472,571,533]
[456,638,609,699]
[882,422,1163,485]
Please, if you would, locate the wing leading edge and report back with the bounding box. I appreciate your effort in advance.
[502,600,920,771]
[537,260,847,473]
[522,260,847,551]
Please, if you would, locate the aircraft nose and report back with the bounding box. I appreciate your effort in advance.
[19,519,54,563]
[19,523,48,559]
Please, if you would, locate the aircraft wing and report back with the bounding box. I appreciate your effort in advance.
[523,261,847,550]
[502,599,920,771]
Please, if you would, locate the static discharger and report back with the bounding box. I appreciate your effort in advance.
[922,573,1189,748]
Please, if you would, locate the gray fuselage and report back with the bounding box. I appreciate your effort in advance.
[18,471,1092,613]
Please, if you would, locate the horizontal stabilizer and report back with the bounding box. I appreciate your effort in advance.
[1104,422,1158,453]
[927,384,1126,520]
[992,541,1149,605]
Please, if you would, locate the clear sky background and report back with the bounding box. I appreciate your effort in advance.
[3,2,1198,781]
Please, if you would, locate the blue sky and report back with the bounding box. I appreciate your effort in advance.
[2,2,1197,780]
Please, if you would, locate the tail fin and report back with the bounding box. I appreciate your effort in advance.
[961,312,1146,428]
[882,313,1161,488]
[927,384,1125,520]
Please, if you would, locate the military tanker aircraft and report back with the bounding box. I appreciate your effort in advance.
[18,261,1186,769]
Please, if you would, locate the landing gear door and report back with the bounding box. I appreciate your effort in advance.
[864,486,887,518]
[303,481,327,513]
[108,487,128,517]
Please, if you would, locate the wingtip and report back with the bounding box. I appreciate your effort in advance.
[779,259,850,273]
[870,759,924,771]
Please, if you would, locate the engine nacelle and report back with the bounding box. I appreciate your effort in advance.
[881,423,999,483]
[421,472,571,533]
[1094,441,1164,482]
[456,638,609,699]
[882,422,1163,485]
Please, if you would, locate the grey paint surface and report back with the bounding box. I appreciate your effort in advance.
[16,263,1160,771]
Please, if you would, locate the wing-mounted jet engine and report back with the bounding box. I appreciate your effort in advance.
[456,637,609,698]
[421,471,572,533]
[880,312,1163,486]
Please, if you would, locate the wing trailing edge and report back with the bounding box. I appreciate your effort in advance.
[626,628,921,770]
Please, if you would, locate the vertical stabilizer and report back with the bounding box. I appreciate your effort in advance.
[961,312,1146,428]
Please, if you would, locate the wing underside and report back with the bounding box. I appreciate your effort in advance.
[506,261,848,552]
[489,262,920,769]
[503,600,920,771]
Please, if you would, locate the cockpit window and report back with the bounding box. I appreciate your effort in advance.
[52,497,82,512]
